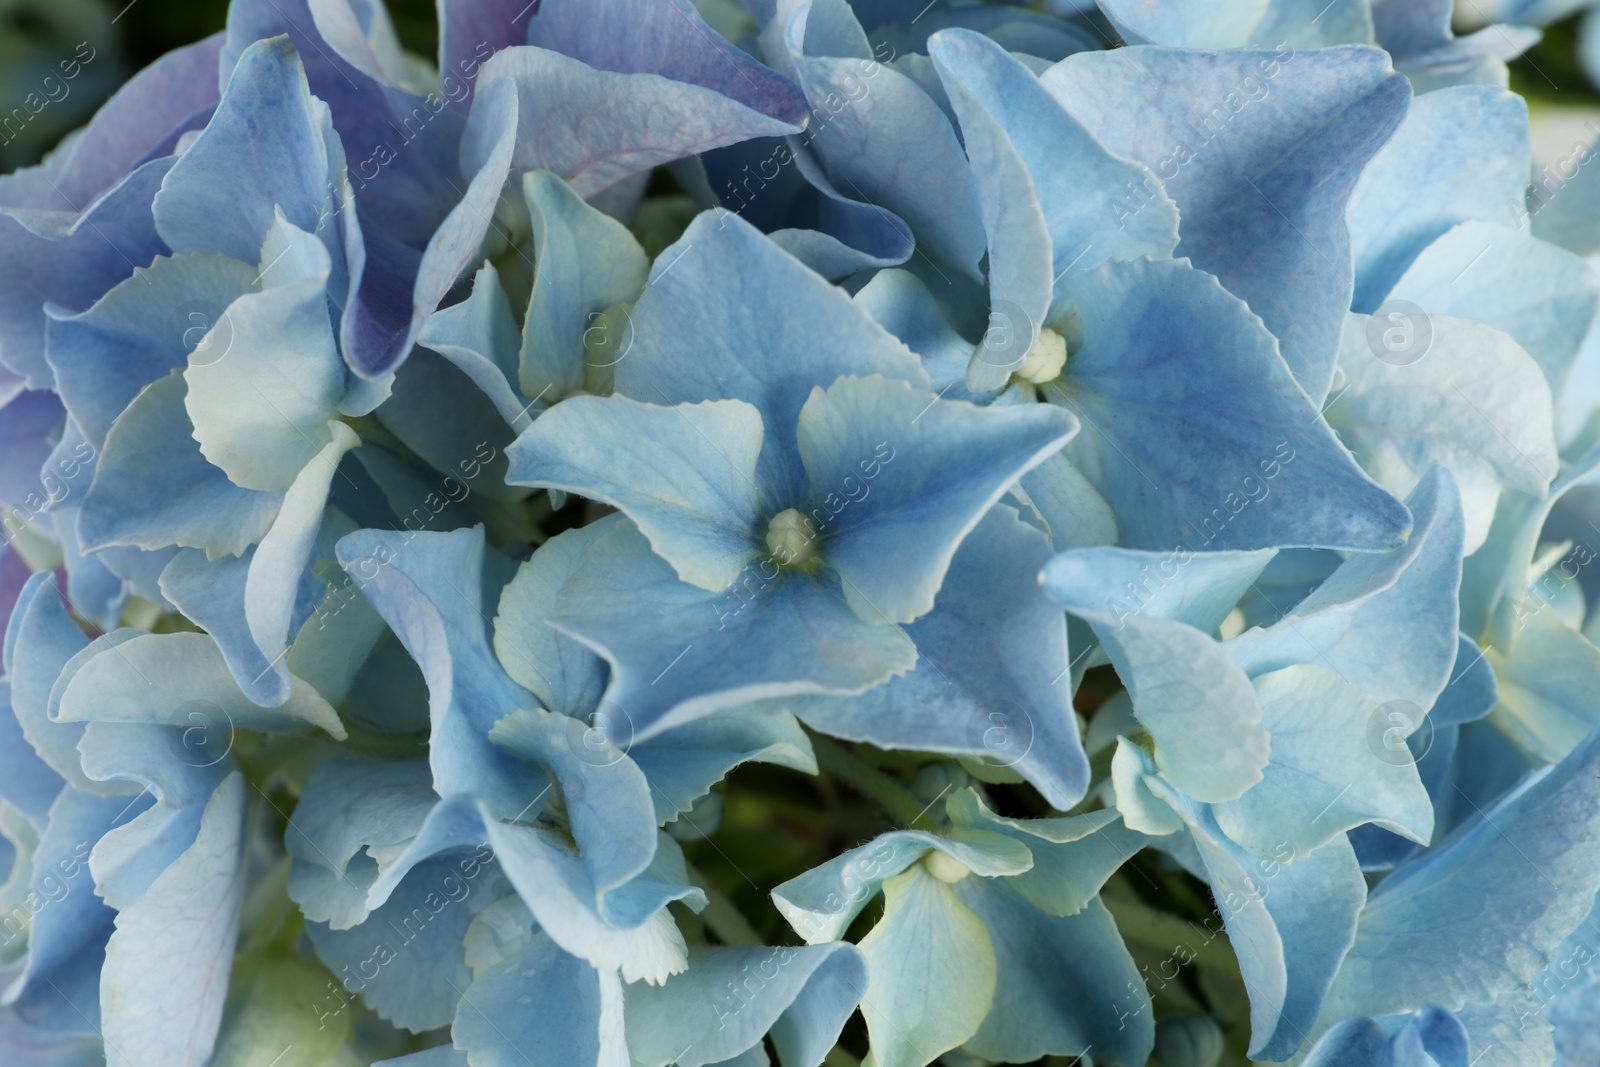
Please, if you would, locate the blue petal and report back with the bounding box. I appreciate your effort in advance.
[53,631,345,738]
[285,755,438,929]
[1226,466,1464,713]
[5,573,98,792]
[771,828,1032,943]
[631,707,816,825]
[1430,635,1498,729]
[436,0,536,107]
[1346,85,1528,313]
[45,252,259,449]
[506,394,766,593]
[1040,544,1275,633]
[1042,46,1408,397]
[79,373,284,559]
[335,526,550,816]
[797,375,1076,623]
[1318,729,1600,1034]
[307,854,509,1031]
[617,212,927,508]
[152,37,331,265]
[954,882,1153,1065]
[451,932,627,1067]
[544,519,916,740]
[488,707,658,900]
[476,44,803,200]
[928,28,1179,296]
[788,504,1090,808]
[625,943,868,1067]
[417,262,528,429]
[0,683,62,825]
[1049,256,1411,551]
[1386,220,1599,396]
[0,158,173,390]
[98,772,245,1067]
[519,169,650,401]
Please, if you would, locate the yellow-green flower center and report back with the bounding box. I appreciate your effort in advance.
[1016,326,1068,385]
[765,508,818,567]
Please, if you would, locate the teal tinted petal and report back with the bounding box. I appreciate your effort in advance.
[954,883,1152,1065]
[858,865,996,1067]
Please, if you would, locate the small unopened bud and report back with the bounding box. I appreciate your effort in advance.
[1016,327,1067,385]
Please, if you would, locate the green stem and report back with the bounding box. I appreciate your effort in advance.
[685,863,764,947]
[1102,889,1239,973]
[809,734,934,829]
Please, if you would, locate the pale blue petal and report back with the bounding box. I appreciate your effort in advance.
[617,212,927,508]
[1430,635,1498,729]
[335,527,546,819]
[1326,312,1557,552]
[488,707,657,899]
[1040,544,1275,634]
[54,631,345,738]
[1214,665,1433,856]
[625,943,867,1067]
[787,505,1090,808]
[417,262,528,430]
[771,828,1031,944]
[1015,451,1118,550]
[928,29,1179,292]
[79,374,284,558]
[1158,785,1367,1061]
[506,395,765,593]
[0,159,172,390]
[545,519,916,741]
[159,548,287,707]
[476,45,803,200]
[519,169,649,401]
[945,792,1149,917]
[954,883,1152,1066]
[1050,257,1411,551]
[1388,221,1598,396]
[184,266,346,494]
[1319,729,1600,1032]
[493,518,615,718]
[1346,85,1529,313]
[285,756,438,929]
[451,933,624,1067]
[797,375,1076,623]
[0,683,63,825]
[1097,0,1272,47]
[99,771,246,1067]
[44,252,259,448]
[153,37,331,263]
[1041,574,1269,803]
[307,855,509,1032]
[6,573,97,792]
[1226,467,1464,713]
[640,712,812,830]
[1042,46,1408,397]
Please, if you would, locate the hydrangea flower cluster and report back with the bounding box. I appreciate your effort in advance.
[4,0,1600,1064]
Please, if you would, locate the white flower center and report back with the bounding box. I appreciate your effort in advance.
[1016,327,1068,385]
[765,509,818,567]
[922,850,971,883]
